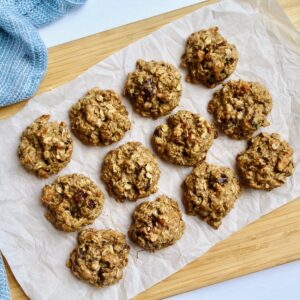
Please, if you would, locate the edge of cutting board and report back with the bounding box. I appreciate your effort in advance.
[2,0,300,299]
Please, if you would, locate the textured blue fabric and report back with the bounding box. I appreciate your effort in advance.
[0,255,10,300]
[0,0,86,107]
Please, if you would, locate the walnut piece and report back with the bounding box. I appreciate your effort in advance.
[183,162,242,229]
[181,27,238,87]
[69,88,131,145]
[123,59,182,118]
[129,195,185,251]
[237,132,294,190]
[152,110,217,166]
[41,174,104,232]
[67,229,129,287]
[208,80,272,139]
[101,142,160,202]
[18,115,73,178]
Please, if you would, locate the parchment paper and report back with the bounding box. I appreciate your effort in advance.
[1,0,300,299]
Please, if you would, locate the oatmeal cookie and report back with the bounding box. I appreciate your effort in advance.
[208,80,272,139]
[69,88,131,145]
[101,142,160,202]
[18,115,73,178]
[152,110,217,166]
[41,174,104,231]
[183,162,242,229]
[237,133,294,190]
[67,229,129,287]
[123,59,182,118]
[129,195,185,251]
[181,26,238,87]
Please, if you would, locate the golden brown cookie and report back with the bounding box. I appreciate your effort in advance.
[18,115,73,178]
[183,162,242,229]
[67,229,129,287]
[69,88,131,145]
[129,195,185,251]
[181,27,238,87]
[208,80,272,139]
[152,110,217,166]
[123,59,182,118]
[41,174,104,232]
[101,142,160,202]
[237,133,294,190]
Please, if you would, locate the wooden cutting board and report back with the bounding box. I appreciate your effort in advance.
[2,1,300,299]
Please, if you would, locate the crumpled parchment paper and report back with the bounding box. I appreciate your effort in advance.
[0,0,300,299]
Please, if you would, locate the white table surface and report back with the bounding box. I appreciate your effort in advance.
[38,1,300,299]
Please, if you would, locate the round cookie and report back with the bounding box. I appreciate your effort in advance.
[69,88,131,145]
[237,132,294,190]
[123,59,182,118]
[181,26,238,88]
[152,110,217,166]
[128,195,185,251]
[208,80,272,139]
[18,115,73,178]
[183,162,242,229]
[41,174,104,231]
[101,142,160,202]
[67,229,129,287]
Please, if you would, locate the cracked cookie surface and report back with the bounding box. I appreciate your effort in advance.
[101,142,160,202]
[183,162,242,229]
[18,115,73,178]
[41,174,104,231]
[129,195,185,251]
[69,88,131,145]
[123,59,182,118]
[152,110,217,166]
[237,133,294,190]
[67,229,129,287]
[208,80,272,139]
[181,27,238,87]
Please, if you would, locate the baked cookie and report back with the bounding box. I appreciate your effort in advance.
[181,27,238,87]
[152,110,217,166]
[67,229,129,287]
[18,115,73,178]
[129,195,185,251]
[69,88,131,145]
[101,142,160,202]
[208,80,272,139]
[41,174,104,231]
[237,133,294,190]
[123,59,182,118]
[183,162,242,229]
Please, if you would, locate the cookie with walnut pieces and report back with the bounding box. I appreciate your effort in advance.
[152,110,217,166]
[18,114,73,178]
[41,174,104,232]
[129,195,185,251]
[208,80,272,139]
[123,59,182,118]
[101,142,160,202]
[69,88,131,145]
[237,132,294,190]
[67,229,129,287]
[183,162,242,229]
[181,26,238,87]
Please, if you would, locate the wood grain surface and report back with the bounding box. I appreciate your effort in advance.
[2,0,300,299]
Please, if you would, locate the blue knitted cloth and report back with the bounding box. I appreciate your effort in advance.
[0,0,86,107]
[0,1,86,298]
[0,255,10,300]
